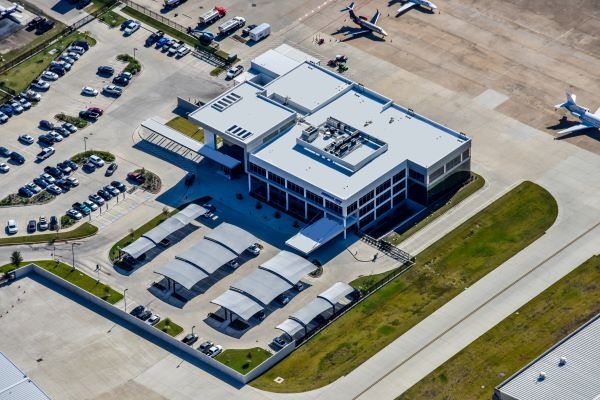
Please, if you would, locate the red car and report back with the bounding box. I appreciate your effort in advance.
[88,107,104,116]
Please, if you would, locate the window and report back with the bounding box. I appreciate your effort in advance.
[393,191,405,205]
[409,169,425,183]
[392,170,406,183]
[359,213,375,227]
[376,201,391,216]
[268,171,285,186]
[347,201,358,214]
[359,190,374,206]
[248,162,266,177]
[393,180,406,193]
[306,190,323,205]
[429,166,445,182]
[376,190,391,205]
[359,202,374,216]
[462,148,470,161]
[287,181,304,196]
[325,200,342,215]
[446,155,461,171]
[375,180,390,195]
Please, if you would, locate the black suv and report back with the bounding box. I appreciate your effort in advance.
[10,152,25,164]
[39,134,55,145]
[97,65,114,76]
[44,165,63,178]
[129,305,145,317]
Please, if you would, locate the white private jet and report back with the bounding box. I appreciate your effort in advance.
[395,0,437,14]
[340,2,387,38]
[0,3,23,22]
[554,92,600,139]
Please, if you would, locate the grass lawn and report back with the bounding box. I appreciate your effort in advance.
[0,260,123,304]
[386,173,485,245]
[109,209,177,262]
[0,21,66,64]
[251,181,558,392]
[166,116,204,142]
[0,191,55,206]
[0,31,96,94]
[397,255,600,400]
[155,318,184,337]
[0,223,97,246]
[85,0,116,14]
[98,10,126,28]
[216,348,272,374]
[121,6,197,47]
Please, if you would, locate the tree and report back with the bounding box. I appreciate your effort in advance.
[10,251,23,268]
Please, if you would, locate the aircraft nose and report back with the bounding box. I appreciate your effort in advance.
[381,29,388,36]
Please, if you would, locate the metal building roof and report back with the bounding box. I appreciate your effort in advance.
[290,297,333,325]
[142,217,187,244]
[176,239,237,274]
[0,353,51,400]
[154,259,208,290]
[285,216,346,255]
[276,318,305,338]
[319,282,355,305]
[172,204,207,224]
[121,236,156,259]
[231,269,292,305]
[204,223,258,255]
[259,251,316,284]
[495,312,600,400]
[211,289,263,321]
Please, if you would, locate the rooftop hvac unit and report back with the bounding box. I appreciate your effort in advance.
[559,357,567,366]
[538,372,546,381]
[301,125,319,142]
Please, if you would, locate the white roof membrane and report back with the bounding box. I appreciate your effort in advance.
[154,259,208,290]
[211,290,263,321]
[204,223,258,255]
[259,250,316,284]
[231,269,292,305]
[121,236,156,258]
[0,352,51,400]
[176,239,237,274]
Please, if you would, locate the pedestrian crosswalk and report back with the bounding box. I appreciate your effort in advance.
[91,190,154,229]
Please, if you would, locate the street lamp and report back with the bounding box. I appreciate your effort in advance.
[123,288,128,312]
[192,325,196,336]
[133,47,138,61]
[95,264,100,282]
[71,242,81,270]
[83,136,88,153]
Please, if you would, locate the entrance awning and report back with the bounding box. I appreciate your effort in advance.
[285,216,347,255]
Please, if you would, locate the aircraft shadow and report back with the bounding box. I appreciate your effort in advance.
[546,116,578,131]
[332,26,386,42]
[547,116,600,141]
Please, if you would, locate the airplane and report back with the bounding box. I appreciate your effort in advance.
[553,92,600,139]
[340,2,387,38]
[395,0,438,14]
[0,3,23,22]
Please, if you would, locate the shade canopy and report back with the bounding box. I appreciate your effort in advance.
[121,236,156,259]
[285,216,345,255]
[154,259,208,290]
[276,318,305,338]
[173,203,207,224]
[204,223,258,255]
[319,282,355,305]
[211,289,263,321]
[231,269,292,305]
[176,239,237,274]
[289,297,332,325]
[259,251,316,284]
[143,217,187,244]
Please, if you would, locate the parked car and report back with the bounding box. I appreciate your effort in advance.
[248,243,260,256]
[97,65,114,76]
[88,107,104,116]
[242,24,257,36]
[55,126,70,137]
[83,200,98,211]
[54,179,70,191]
[33,177,49,188]
[18,134,34,144]
[27,219,37,233]
[254,310,266,321]
[48,64,66,76]
[277,294,290,305]
[0,163,9,173]
[138,309,152,321]
[66,209,83,220]
[102,84,122,97]
[0,146,10,157]
[40,120,54,130]
[111,180,126,192]
[272,336,287,348]
[129,305,145,317]
[89,154,104,167]
[71,40,90,51]
[65,160,78,170]
[145,30,164,46]
[226,65,244,80]
[6,219,18,235]
[41,173,56,183]
[60,54,75,64]
[198,340,214,353]
[48,131,63,142]
[120,19,134,31]
[25,182,41,194]
[89,193,105,205]
[127,171,145,183]
[31,79,50,91]
[22,90,41,101]
[46,184,62,195]
[38,134,55,145]
[0,112,8,123]
[104,185,120,197]
[66,176,79,187]
[182,333,198,345]
[160,38,174,52]
[81,86,98,96]
[27,16,45,29]
[9,101,24,114]
[57,161,72,174]
[0,104,13,117]
[79,109,100,120]
[155,36,170,48]
[42,70,59,80]
[63,123,78,133]
[44,166,63,178]
[18,186,34,197]
[9,152,25,164]
[18,97,32,109]
[123,21,140,35]
[97,188,112,200]
[295,282,306,291]
[206,345,223,358]
[38,216,48,231]
[105,163,118,176]
[228,259,240,269]
[50,60,71,70]
[176,45,191,58]
[167,40,184,56]
[73,202,91,215]
[147,314,161,326]
[83,160,96,171]
[112,75,129,86]
[49,216,59,231]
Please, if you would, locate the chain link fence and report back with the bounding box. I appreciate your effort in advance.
[121,0,188,32]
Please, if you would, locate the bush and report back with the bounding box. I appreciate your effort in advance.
[132,168,161,193]
[55,113,88,129]
[71,150,115,165]
[0,191,55,206]
[117,53,141,74]
[61,215,77,229]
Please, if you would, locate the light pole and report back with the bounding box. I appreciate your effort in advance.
[83,136,88,153]
[71,242,81,270]
[133,47,138,61]
[95,264,100,282]
[191,325,196,336]
[123,288,128,312]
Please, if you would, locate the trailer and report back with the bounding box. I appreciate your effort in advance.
[218,16,245,35]
[249,23,271,42]
[199,6,226,25]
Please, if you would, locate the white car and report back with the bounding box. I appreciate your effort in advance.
[176,46,191,58]
[0,163,9,173]
[248,243,260,256]
[226,65,244,80]
[228,259,240,269]
[18,97,32,109]
[83,200,98,211]
[81,86,98,96]
[6,219,18,235]
[66,209,82,220]
[42,70,59,80]
[89,154,104,167]
[46,184,62,195]
[48,131,63,142]
[66,52,81,60]
[9,102,24,113]
[68,46,86,55]
[19,134,34,144]
[63,123,78,133]
[32,79,50,90]
[102,84,122,96]
[0,112,7,123]
[66,176,79,187]
[22,90,41,101]
[41,173,56,183]
[124,21,140,36]
[147,314,161,326]
[206,345,223,358]
[26,183,41,194]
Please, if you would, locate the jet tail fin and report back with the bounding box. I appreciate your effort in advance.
[341,2,355,12]
[555,92,577,110]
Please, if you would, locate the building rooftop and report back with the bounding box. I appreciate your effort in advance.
[188,81,296,144]
[0,352,51,400]
[251,49,305,78]
[496,313,600,400]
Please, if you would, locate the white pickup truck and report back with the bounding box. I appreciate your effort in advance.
[36,146,55,161]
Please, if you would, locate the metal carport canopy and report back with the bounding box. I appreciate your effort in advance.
[231,269,292,305]
[318,282,355,305]
[176,239,237,274]
[142,217,187,244]
[259,250,316,284]
[172,203,207,224]
[276,319,305,338]
[290,297,333,325]
[204,222,258,255]
[211,289,263,321]
[154,259,208,290]
[121,236,156,258]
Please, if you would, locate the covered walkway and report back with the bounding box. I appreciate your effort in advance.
[286,215,354,255]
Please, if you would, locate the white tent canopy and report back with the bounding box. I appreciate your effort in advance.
[231,269,292,305]
[319,282,355,305]
[176,239,237,274]
[289,297,332,325]
[276,318,305,338]
[121,236,156,259]
[211,289,263,321]
[259,251,316,284]
[154,259,208,290]
[204,223,258,255]
[143,217,187,244]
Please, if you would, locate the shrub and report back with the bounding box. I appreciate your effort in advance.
[71,150,115,164]
[61,215,77,229]
[55,113,89,128]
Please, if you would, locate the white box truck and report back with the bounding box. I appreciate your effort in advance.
[249,23,271,42]
[218,16,245,35]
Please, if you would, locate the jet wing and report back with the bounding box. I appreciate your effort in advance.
[343,29,370,36]
[555,123,593,139]
[594,106,600,116]
[370,9,381,24]
[397,2,416,14]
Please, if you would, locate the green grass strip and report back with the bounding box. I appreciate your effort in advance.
[216,348,272,374]
[0,223,97,246]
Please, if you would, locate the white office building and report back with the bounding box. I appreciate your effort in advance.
[189,48,471,254]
